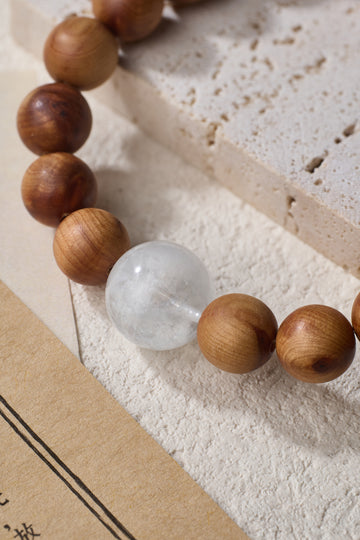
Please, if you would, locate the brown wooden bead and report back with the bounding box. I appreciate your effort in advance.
[92,0,164,43]
[351,292,360,340]
[276,305,355,383]
[21,153,97,227]
[53,208,130,285]
[44,17,119,91]
[197,293,278,374]
[17,83,92,155]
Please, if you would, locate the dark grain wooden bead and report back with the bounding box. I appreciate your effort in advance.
[53,208,131,285]
[197,293,278,374]
[92,0,164,43]
[351,292,360,340]
[21,153,97,227]
[17,83,92,155]
[44,17,119,91]
[276,305,355,383]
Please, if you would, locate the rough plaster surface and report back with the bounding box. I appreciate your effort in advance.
[72,103,360,540]
[5,1,360,538]
[11,0,360,276]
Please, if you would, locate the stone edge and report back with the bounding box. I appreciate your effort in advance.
[10,0,360,277]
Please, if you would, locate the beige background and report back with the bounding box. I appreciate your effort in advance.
[2,1,360,538]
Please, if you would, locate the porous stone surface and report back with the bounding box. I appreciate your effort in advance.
[71,97,360,540]
[11,0,360,276]
[7,1,360,539]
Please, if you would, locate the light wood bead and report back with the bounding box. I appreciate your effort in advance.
[351,292,360,340]
[92,0,164,43]
[276,305,355,383]
[53,208,130,285]
[44,17,119,91]
[197,293,278,374]
[17,83,92,155]
[21,153,97,227]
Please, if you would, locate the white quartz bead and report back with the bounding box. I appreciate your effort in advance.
[105,241,214,350]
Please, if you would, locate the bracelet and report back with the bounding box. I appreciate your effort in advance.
[16,0,360,384]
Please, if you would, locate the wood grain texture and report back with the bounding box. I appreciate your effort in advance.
[21,152,97,227]
[276,305,356,383]
[44,16,119,91]
[92,0,164,43]
[351,292,360,340]
[17,83,92,155]
[197,293,278,374]
[53,208,130,285]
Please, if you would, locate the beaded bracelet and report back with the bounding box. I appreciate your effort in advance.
[16,0,360,384]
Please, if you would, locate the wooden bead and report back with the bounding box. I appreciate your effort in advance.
[197,293,278,374]
[21,153,97,227]
[53,208,130,285]
[44,17,119,91]
[351,292,360,340]
[92,0,164,43]
[276,305,355,383]
[17,83,92,155]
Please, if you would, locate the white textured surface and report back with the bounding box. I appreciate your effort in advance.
[72,102,360,539]
[5,1,360,539]
[11,0,360,275]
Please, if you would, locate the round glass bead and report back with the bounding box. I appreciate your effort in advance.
[105,241,214,350]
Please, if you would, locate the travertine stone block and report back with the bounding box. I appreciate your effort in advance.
[11,0,360,274]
